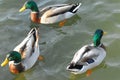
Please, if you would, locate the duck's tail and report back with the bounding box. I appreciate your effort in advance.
[28,27,39,47]
[69,3,82,13]
[66,62,83,71]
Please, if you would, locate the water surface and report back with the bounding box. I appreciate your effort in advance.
[0,0,120,80]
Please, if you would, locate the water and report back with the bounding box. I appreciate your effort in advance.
[0,0,120,80]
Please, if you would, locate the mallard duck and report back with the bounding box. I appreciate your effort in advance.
[19,0,82,26]
[1,28,40,74]
[66,29,106,75]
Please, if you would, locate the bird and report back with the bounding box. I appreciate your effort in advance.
[66,29,106,76]
[19,0,82,27]
[1,28,40,74]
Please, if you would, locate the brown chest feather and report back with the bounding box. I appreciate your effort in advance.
[30,12,41,23]
[9,63,25,74]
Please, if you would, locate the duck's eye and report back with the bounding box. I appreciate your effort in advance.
[8,57,13,61]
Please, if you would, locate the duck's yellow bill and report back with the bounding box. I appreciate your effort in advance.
[103,32,107,35]
[19,6,26,12]
[1,58,9,67]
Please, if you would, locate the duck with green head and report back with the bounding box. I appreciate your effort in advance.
[1,28,40,74]
[66,29,106,76]
[19,0,82,27]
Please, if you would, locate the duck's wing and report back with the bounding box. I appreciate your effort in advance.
[40,4,69,13]
[40,4,71,13]
[40,3,82,17]
[66,45,92,71]
[13,28,39,59]
[71,45,92,64]
[83,47,106,64]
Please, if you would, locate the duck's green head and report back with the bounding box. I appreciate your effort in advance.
[93,29,106,47]
[19,0,39,12]
[1,51,21,67]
